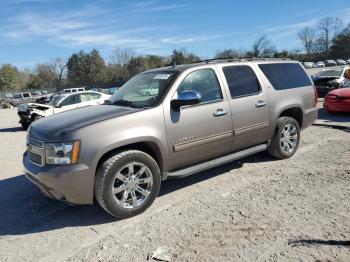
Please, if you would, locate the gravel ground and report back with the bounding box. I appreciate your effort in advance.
[0,108,350,262]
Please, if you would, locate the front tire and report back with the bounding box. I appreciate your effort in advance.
[267,117,300,159]
[94,150,161,218]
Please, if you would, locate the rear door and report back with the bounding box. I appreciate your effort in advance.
[218,64,270,150]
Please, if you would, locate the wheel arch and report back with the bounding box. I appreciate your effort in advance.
[278,107,303,128]
[95,141,164,175]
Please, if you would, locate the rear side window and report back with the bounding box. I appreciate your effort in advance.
[259,63,311,90]
[80,93,101,102]
[23,93,30,98]
[223,66,261,98]
[61,94,80,106]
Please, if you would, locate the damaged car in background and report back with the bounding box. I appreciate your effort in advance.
[312,66,349,97]
[18,91,110,129]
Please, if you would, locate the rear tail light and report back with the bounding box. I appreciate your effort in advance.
[313,85,318,107]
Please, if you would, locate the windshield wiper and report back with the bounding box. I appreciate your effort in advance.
[111,100,145,108]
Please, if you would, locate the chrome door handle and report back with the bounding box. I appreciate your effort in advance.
[255,100,268,108]
[213,109,228,117]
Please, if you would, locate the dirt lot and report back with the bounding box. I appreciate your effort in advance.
[0,108,350,262]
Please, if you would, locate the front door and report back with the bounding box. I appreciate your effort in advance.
[164,68,233,169]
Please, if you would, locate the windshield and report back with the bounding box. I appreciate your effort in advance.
[49,94,65,106]
[108,71,179,108]
[316,69,343,77]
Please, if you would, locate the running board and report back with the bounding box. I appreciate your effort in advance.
[162,144,267,180]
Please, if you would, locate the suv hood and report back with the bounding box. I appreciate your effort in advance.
[29,105,141,140]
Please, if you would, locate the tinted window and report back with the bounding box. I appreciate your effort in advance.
[178,69,222,103]
[223,66,261,98]
[259,63,312,90]
[61,94,80,106]
[23,93,30,98]
[13,94,22,99]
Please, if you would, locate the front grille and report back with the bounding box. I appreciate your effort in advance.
[28,137,44,148]
[29,151,43,165]
[28,137,44,166]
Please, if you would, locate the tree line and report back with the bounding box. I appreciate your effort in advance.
[297,16,349,61]
[1,16,349,93]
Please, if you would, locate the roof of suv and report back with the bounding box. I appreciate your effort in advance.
[143,58,296,74]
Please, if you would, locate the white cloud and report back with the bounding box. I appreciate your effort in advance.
[1,5,159,50]
[130,1,188,12]
[161,34,230,44]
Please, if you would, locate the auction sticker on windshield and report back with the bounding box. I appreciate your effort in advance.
[153,74,172,80]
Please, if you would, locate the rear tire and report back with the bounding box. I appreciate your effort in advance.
[94,150,161,218]
[267,117,300,159]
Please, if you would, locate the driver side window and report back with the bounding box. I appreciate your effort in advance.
[178,69,222,103]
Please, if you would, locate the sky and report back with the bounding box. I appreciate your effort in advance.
[0,0,350,69]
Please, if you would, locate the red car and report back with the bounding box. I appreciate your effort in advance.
[323,88,350,112]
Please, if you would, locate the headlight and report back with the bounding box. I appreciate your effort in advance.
[45,141,80,165]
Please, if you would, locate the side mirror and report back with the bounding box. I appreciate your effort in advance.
[171,90,201,111]
[54,103,61,108]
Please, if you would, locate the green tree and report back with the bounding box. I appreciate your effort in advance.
[127,56,148,77]
[0,64,21,91]
[169,49,200,65]
[88,49,106,83]
[215,49,245,59]
[67,49,106,86]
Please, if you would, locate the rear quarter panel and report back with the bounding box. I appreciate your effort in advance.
[253,62,317,139]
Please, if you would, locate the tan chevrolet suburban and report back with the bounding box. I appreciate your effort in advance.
[23,58,318,218]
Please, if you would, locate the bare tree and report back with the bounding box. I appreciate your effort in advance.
[297,27,315,59]
[111,48,136,66]
[109,48,136,80]
[332,17,343,43]
[250,36,276,57]
[50,58,67,90]
[318,17,342,58]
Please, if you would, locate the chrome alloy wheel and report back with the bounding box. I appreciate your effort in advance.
[280,123,298,153]
[112,162,153,209]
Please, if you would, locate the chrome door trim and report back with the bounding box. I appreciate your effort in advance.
[173,131,233,152]
[234,121,270,136]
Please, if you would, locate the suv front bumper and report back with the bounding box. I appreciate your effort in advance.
[23,151,94,205]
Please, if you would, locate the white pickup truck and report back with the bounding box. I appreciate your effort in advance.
[18,91,110,129]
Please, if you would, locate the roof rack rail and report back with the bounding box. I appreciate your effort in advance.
[195,57,291,64]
